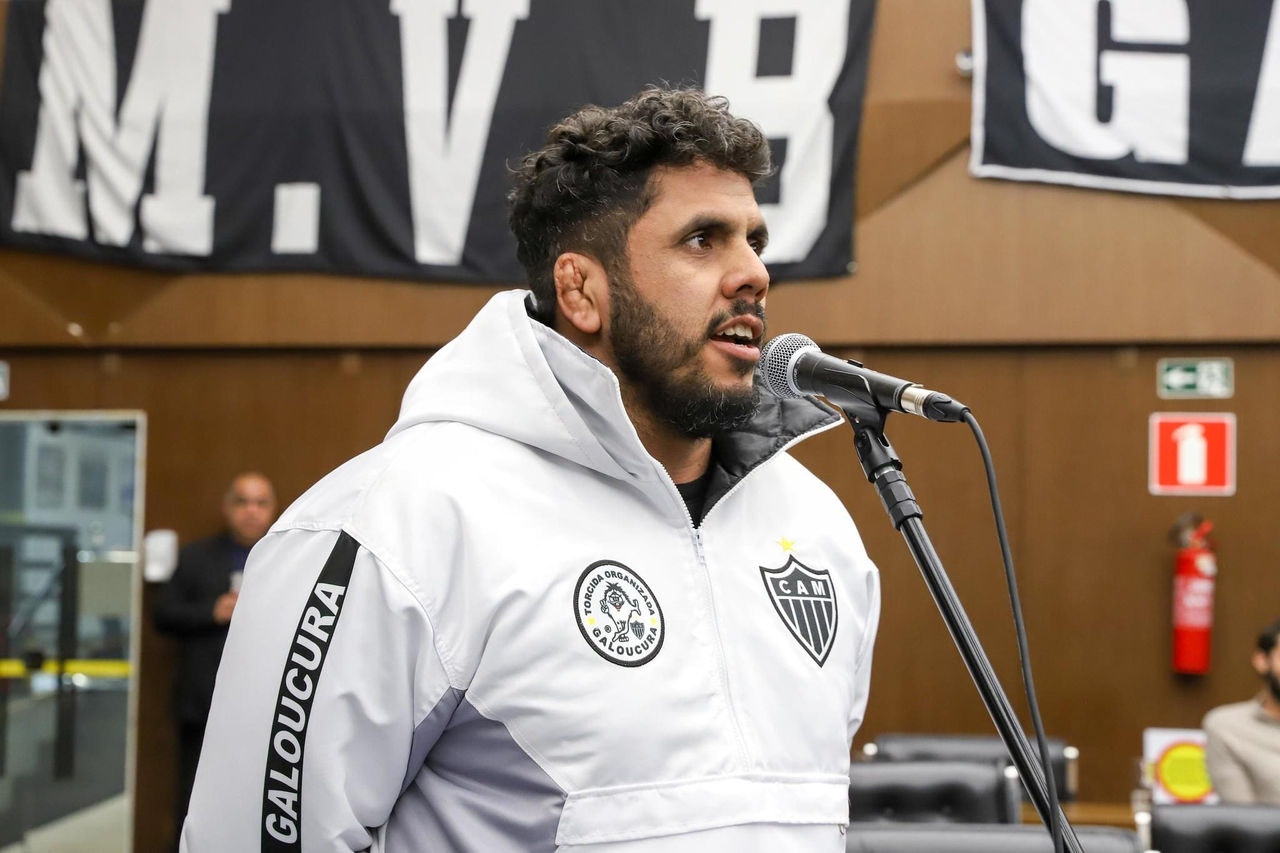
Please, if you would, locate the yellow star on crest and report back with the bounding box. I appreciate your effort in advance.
[778,537,795,552]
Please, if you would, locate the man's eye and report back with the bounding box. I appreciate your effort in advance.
[685,233,711,249]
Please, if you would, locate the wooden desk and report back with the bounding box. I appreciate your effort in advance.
[1021,801,1136,829]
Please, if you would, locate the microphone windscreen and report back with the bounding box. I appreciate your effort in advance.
[759,333,818,399]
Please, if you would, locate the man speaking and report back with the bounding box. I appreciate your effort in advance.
[182,86,880,852]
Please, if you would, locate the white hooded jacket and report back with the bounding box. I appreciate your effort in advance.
[183,290,881,852]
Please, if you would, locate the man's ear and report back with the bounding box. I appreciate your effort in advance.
[554,252,608,336]
[1254,649,1270,677]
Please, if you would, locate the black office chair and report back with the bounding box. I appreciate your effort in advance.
[848,760,1022,824]
[862,732,1080,802]
[1149,803,1280,853]
[845,823,1144,853]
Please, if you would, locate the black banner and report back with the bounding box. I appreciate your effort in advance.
[0,0,875,282]
[972,0,1280,198]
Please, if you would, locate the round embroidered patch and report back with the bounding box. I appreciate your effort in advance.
[574,560,665,667]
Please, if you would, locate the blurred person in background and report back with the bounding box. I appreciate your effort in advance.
[1203,617,1280,804]
[154,471,277,849]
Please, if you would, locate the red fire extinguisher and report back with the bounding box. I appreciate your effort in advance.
[1170,514,1216,675]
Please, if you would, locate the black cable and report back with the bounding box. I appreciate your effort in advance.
[962,409,1065,853]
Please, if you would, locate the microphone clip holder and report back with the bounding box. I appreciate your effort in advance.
[840,399,922,531]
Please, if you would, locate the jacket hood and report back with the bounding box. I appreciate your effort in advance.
[387,290,651,483]
[386,290,841,489]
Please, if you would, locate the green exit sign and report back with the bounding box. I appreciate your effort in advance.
[1157,358,1233,399]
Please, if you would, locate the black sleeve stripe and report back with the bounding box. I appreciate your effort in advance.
[261,531,360,851]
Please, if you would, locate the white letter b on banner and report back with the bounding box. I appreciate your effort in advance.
[697,0,847,265]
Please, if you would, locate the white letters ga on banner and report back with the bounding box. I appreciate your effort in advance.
[971,0,1280,198]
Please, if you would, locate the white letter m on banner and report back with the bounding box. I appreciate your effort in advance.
[11,0,226,255]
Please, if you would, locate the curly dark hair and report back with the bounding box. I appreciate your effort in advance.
[507,86,773,325]
[1258,618,1280,655]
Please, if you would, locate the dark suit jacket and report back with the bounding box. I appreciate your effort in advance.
[153,532,247,725]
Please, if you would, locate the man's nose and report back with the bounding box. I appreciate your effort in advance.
[723,244,769,301]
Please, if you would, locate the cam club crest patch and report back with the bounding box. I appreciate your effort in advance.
[574,560,665,667]
[760,556,838,666]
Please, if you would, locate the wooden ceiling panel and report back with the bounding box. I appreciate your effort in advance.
[1177,198,1280,279]
[857,100,971,218]
[0,249,505,348]
[108,274,503,347]
[863,0,973,104]
[856,0,973,216]
[0,270,80,344]
[0,250,174,343]
[771,150,1280,346]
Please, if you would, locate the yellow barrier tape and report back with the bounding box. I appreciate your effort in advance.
[0,659,131,679]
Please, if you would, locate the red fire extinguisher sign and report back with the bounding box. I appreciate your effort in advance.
[1149,413,1236,496]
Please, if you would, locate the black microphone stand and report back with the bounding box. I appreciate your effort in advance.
[841,397,1083,852]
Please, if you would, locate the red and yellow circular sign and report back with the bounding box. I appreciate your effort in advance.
[1155,741,1213,803]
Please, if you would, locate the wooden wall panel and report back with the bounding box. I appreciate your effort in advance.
[854,0,972,219]
[823,345,1280,803]
[1,342,1278,840]
[791,351,1033,739]
[0,272,75,344]
[0,250,505,348]
[1015,346,1280,801]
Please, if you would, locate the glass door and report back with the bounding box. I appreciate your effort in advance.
[0,413,144,852]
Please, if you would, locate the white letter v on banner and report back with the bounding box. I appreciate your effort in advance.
[394,0,528,266]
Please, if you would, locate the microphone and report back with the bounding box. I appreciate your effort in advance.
[759,333,969,423]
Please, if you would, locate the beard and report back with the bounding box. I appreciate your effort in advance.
[607,269,763,439]
[1266,670,1280,703]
